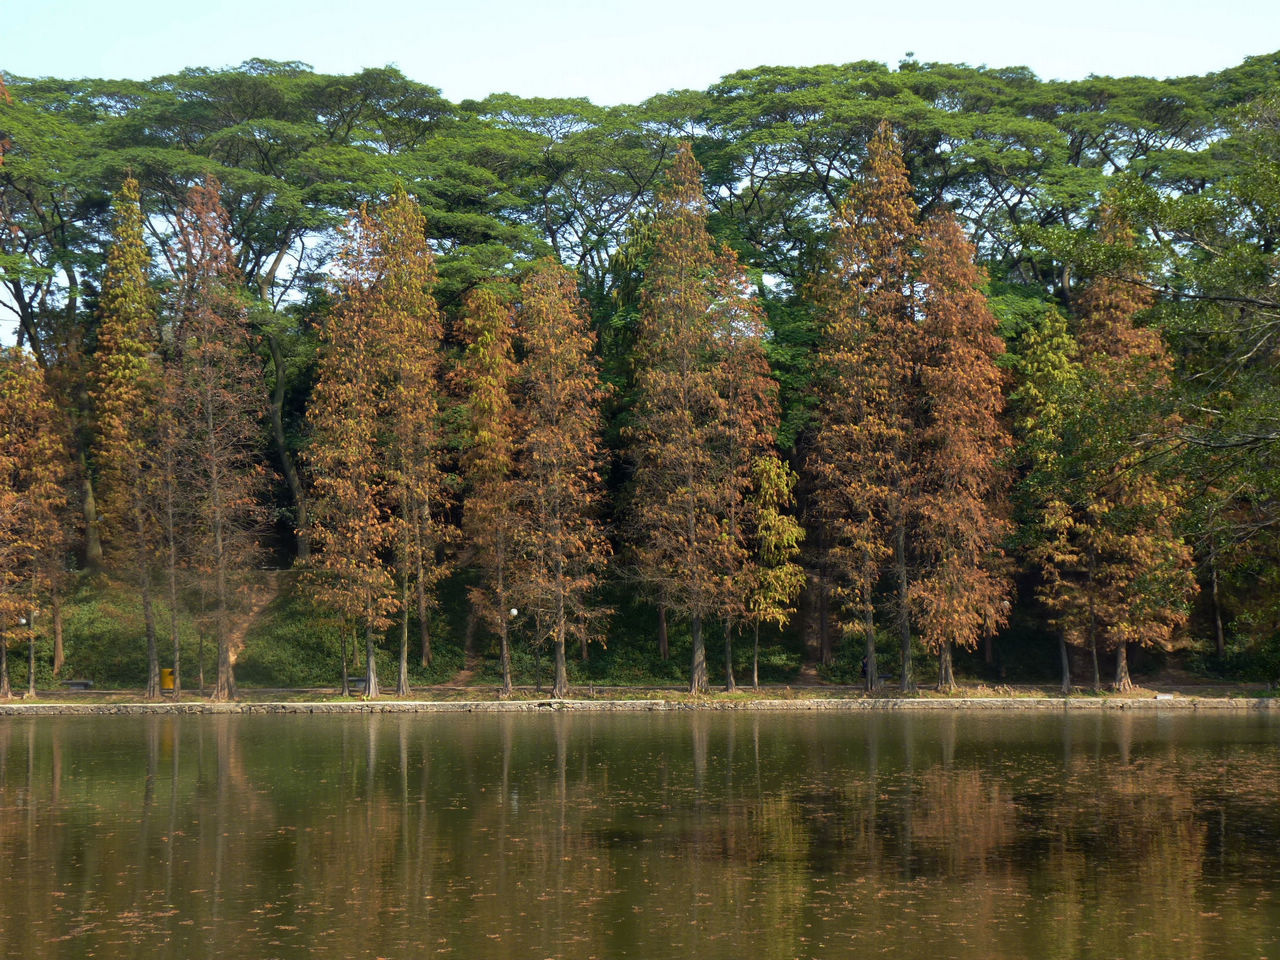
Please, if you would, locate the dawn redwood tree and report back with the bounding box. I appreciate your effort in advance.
[376,187,452,697]
[806,121,919,691]
[309,187,452,698]
[911,211,1013,691]
[457,286,520,696]
[307,297,393,696]
[717,259,784,692]
[1066,207,1197,690]
[0,348,70,699]
[174,180,266,702]
[513,258,610,699]
[628,143,781,693]
[91,176,165,698]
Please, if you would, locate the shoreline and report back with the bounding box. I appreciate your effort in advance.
[2,694,1277,716]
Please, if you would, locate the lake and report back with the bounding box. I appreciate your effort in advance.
[1,710,1278,959]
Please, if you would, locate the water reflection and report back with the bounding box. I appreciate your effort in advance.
[1,711,1279,959]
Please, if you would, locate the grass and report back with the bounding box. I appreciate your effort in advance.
[6,568,1272,700]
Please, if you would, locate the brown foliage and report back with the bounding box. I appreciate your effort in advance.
[627,142,781,693]
[807,123,1012,689]
[911,211,1013,666]
[512,258,610,698]
[173,179,268,700]
[308,186,452,697]
[456,285,520,694]
[0,349,71,698]
[1038,205,1197,690]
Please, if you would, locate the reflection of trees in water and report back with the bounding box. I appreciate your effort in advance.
[3,715,1280,958]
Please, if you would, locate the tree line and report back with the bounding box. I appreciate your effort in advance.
[1,55,1278,697]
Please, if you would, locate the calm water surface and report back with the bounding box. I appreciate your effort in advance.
[1,710,1278,959]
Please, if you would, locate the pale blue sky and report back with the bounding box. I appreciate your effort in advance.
[2,0,1277,103]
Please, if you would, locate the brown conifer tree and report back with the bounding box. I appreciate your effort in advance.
[457,286,520,695]
[1067,207,1197,691]
[173,180,267,701]
[628,143,782,693]
[912,211,1013,691]
[716,254,783,691]
[806,121,919,691]
[309,186,452,698]
[0,349,70,699]
[513,258,610,699]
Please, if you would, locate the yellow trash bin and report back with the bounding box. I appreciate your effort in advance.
[160,668,174,692]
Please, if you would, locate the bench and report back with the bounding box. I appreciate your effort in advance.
[61,679,93,691]
[347,677,368,694]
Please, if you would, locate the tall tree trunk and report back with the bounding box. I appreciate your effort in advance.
[78,447,103,569]
[397,574,410,697]
[266,333,309,561]
[864,601,878,693]
[51,591,64,677]
[895,522,913,692]
[1059,632,1073,695]
[138,505,160,700]
[1210,544,1225,659]
[724,619,736,692]
[533,617,543,693]
[552,595,568,699]
[937,641,955,693]
[498,562,512,697]
[689,614,708,694]
[27,618,37,698]
[657,603,669,661]
[142,569,159,700]
[1,637,10,698]
[499,618,512,698]
[1087,557,1100,690]
[416,556,431,668]
[168,577,181,702]
[818,568,833,667]
[340,625,350,696]
[212,499,235,701]
[162,433,182,701]
[1114,641,1132,692]
[752,622,760,690]
[364,618,379,699]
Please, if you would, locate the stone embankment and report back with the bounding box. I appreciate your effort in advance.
[2,695,1277,717]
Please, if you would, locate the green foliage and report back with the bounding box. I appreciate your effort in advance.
[7,55,1280,690]
[55,578,204,687]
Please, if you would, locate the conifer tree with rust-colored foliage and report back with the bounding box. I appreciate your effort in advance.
[309,186,452,699]
[513,258,610,699]
[911,211,1013,691]
[627,142,780,694]
[716,253,784,692]
[378,187,452,697]
[173,180,267,702]
[91,175,165,698]
[1053,206,1197,691]
[806,122,919,691]
[0,349,71,699]
[456,285,520,696]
